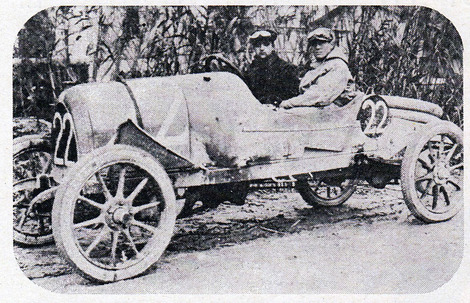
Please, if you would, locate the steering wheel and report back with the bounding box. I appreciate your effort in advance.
[202,54,246,82]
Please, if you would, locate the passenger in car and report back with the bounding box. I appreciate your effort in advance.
[279,28,356,109]
[245,29,300,106]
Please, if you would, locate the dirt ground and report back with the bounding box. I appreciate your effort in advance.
[13,184,464,294]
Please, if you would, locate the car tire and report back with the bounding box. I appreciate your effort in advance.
[296,177,358,207]
[401,122,463,223]
[52,144,176,282]
[13,134,55,246]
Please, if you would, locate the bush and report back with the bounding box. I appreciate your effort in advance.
[13,61,88,121]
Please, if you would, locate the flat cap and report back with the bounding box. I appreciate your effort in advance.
[249,29,278,43]
[307,28,334,42]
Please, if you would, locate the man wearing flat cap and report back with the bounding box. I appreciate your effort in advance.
[245,29,300,105]
[279,28,355,109]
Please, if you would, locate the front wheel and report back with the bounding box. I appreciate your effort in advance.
[401,122,463,223]
[52,145,176,282]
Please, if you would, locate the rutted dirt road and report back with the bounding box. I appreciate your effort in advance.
[14,185,464,293]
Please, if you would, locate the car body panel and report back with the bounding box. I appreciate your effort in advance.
[54,71,446,185]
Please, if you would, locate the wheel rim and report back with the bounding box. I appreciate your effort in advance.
[13,179,54,238]
[413,134,463,214]
[70,162,169,270]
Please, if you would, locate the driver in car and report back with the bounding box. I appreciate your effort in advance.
[279,28,356,109]
[245,29,300,106]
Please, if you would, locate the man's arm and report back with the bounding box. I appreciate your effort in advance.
[280,60,351,108]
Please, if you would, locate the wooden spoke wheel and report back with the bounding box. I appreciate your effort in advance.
[52,145,176,282]
[401,122,463,223]
[296,177,358,207]
[13,135,54,245]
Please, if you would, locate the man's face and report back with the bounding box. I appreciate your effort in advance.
[253,39,274,59]
[309,40,334,60]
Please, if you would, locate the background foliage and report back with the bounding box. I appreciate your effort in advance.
[13,5,463,127]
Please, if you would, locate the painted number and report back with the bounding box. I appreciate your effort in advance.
[53,112,77,165]
[360,99,389,137]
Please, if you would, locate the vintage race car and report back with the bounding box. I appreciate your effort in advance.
[13,56,463,282]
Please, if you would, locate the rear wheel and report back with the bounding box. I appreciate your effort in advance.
[13,135,54,245]
[52,145,176,282]
[296,177,358,207]
[401,122,463,223]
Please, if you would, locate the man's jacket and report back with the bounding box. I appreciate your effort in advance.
[245,53,299,105]
[281,47,355,108]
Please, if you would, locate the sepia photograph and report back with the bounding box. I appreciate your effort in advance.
[10,4,465,296]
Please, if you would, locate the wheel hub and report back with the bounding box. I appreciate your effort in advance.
[433,162,450,184]
[105,202,132,229]
[113,208,131,225]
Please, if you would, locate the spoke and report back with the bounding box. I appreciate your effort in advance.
[415,172,433,183]
[447,177,462,190]
[420,180,434,199]
[313,183,321,193]
[15,159,29,167]
[444,144,458,163]
[111,231,120,266]
[122,228,141,257]
[19,203,36,228]
[313,179,323,192]
[441,185,451,206]
[16,209,27,228]
[130,219,157,234]
[427,141,435,163]
[78,195,105,210]
[438,135,445,159]
[132,201,160,214]
[38,216,45,234]
[126,178,148,202]
[116,167,127,199]
[85,226,109,256]
[332,187,338,197]
[74,216,103,229]
[95,173,112,200]
[417,156,433,171]
[449,163,463,172]
[432,186,439,210]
